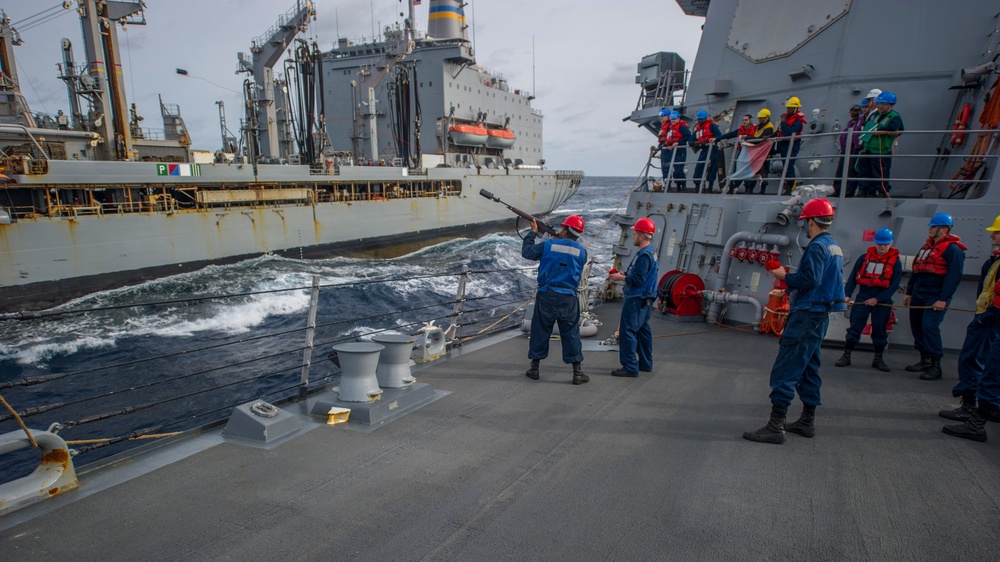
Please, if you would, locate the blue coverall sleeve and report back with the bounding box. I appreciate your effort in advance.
[521,232,544,261]
[679,126,692,145]
[844,255,863,298]
[709,123,722,139]
[785,242,824,292]
[876,257,903,302]
[717,128,739,141]
[938,245,966,302]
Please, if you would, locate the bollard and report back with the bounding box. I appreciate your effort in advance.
[372,334,417,388]
[333,342,385,402]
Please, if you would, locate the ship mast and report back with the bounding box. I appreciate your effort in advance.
[77,0,146,161]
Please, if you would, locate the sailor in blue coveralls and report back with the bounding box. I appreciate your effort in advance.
[942,216,1000,442]
[835,227,902,371]
[609,217,659,377]
[939,215,1000,422]
[902,213,966,381]
[744,198,846,444]
[522,215,589,385]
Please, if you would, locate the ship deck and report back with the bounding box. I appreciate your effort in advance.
[2,301,999,560]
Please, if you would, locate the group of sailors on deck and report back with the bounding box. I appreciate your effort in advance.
[654,89,904,197]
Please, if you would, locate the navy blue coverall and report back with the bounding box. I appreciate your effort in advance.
[776,111,806,190]
[972,302,1000,415]
[522,232,587,364]
[693,121,722,191]
[619,245,658,375]
[906,243,966,360]
[660,123,691,190]
[769,232,846,409]
[843,249,902,350]
[952,250,1000,399]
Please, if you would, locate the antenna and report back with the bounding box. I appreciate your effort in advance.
[370,0,375,38]
[471,0,476,51]
[532,35,536,99]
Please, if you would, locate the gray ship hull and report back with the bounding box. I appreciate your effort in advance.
[1,161,581,311]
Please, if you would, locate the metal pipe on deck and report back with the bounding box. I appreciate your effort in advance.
[708,231,790,324]
[701,291,763,330]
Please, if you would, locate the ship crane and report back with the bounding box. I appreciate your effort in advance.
[74,0,146,161]
[237,0,316,162]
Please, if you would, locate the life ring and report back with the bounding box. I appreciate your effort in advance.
[950,102,972,148]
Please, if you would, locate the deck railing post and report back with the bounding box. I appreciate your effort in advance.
[299,274,320,399]
[451,266,469,346]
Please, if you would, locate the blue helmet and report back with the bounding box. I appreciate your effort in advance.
[873,228,894,244]
[876,91,897,105]
[660,108,671,117]
[669,111,680,120]
[696,110,708,120]
[928,212,953,227]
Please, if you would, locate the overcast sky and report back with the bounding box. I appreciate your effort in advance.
[5,0,704,177]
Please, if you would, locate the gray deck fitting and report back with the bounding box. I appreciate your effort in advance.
[222,401,303,447]
[309,382,445,430]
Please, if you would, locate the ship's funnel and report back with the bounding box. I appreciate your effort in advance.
[427,0,468,42]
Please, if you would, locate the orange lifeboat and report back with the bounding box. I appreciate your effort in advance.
[449,124,488,147]
[485,128,516,149]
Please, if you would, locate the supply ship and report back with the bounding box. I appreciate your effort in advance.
[619,0,1000,350]
[2,2,1000,559]
[0,0,581,312]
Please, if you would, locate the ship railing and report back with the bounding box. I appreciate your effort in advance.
[0,265,548,491]
[131,128,166,141]
[635,69,689,114]
[49,204,103,218]
[648,127,1000,200]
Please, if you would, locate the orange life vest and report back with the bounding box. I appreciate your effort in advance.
[856,246,900,288]
[658,121,670,145]
[693,119,716,143]
[663,121,686,147]
[912,234,967,275]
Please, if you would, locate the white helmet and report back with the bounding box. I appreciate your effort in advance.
[865,88,882,100]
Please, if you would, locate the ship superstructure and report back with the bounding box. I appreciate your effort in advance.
[0,0,581,312]
[618,0,1000,350]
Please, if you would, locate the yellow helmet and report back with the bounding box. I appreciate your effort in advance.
[987,214,1000,232]
[786,96,802,108]
[757,108,771,119]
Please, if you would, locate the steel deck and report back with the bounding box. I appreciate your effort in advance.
[2,303,998,560]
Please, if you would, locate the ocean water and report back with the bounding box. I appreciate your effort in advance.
[0,176,640,474]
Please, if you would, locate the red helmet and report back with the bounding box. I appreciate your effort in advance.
[561,215,585,233]
[633,217,656,234]
[798,198,835,220]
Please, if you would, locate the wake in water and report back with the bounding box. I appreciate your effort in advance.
[0,178,635,472]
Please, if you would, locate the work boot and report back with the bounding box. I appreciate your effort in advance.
[871,352,890,372]
[905,354,931,372]
[939,395,976,421]
[572,363,589,385]
[835,349,852,367]
[920,357,943,381]
[611,368,638,378]
[785,404,817,438]
[942,406,988,442]
[525,359,539,380]
[743,405,787,444]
